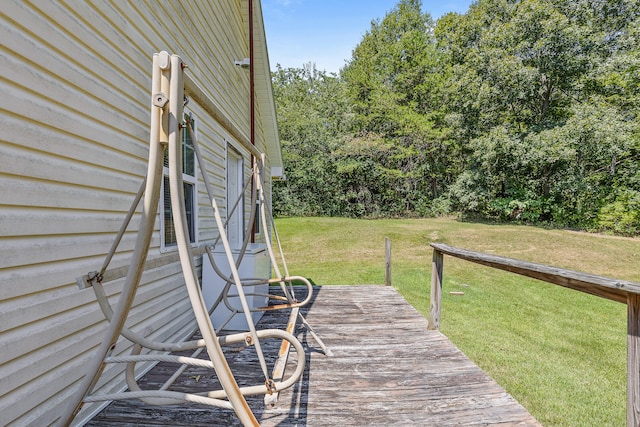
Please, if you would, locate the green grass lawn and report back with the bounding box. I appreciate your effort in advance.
[274,216,640,426]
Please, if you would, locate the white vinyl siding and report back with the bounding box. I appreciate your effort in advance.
[0,1,278,426]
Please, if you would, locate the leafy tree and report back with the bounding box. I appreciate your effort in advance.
[342,0,457,214]
[272,64,349,216]
[439,0,640,231]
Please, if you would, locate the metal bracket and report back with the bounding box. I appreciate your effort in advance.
[76,271,99,289]
[152,92,169,108]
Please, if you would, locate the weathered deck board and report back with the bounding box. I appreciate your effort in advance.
[88,285,540,426]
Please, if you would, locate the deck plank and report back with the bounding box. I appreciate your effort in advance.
[88,285,540,426]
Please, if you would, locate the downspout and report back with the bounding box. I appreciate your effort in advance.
[249,0,256,243]
[249,0,255,148]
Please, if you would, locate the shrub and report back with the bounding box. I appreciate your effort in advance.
[598,190,640,235]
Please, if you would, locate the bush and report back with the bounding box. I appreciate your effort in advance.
[597,190,640,235]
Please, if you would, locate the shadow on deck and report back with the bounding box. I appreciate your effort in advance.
[88,285,540,426]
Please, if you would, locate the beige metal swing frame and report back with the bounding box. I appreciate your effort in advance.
[57,51,328,427]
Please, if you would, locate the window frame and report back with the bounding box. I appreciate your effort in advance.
[160,112,198,252]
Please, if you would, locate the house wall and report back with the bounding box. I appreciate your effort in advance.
[0,1,276,425]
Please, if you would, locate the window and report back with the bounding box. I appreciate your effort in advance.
[226,145,244,249]
[161,113,197,250]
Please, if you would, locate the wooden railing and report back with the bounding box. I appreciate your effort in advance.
[428,243,640,427]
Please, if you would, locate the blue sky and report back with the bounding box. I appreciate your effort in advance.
[261,0,474,74]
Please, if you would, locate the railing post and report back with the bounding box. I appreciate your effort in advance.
[628,293,640,426]
[428,248,443,330]
[385,237,392,286]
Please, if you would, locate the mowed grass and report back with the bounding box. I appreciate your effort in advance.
[274,216,640,426]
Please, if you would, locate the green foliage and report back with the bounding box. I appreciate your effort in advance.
[434,0,640,233]
[271,0,640,235]
[598,189,640,235]
[341,0,455,207]
[271,64,349,217]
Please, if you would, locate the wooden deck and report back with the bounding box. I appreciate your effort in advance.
[88,285,540,426]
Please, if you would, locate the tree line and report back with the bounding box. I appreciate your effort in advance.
[272,0,640,235]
